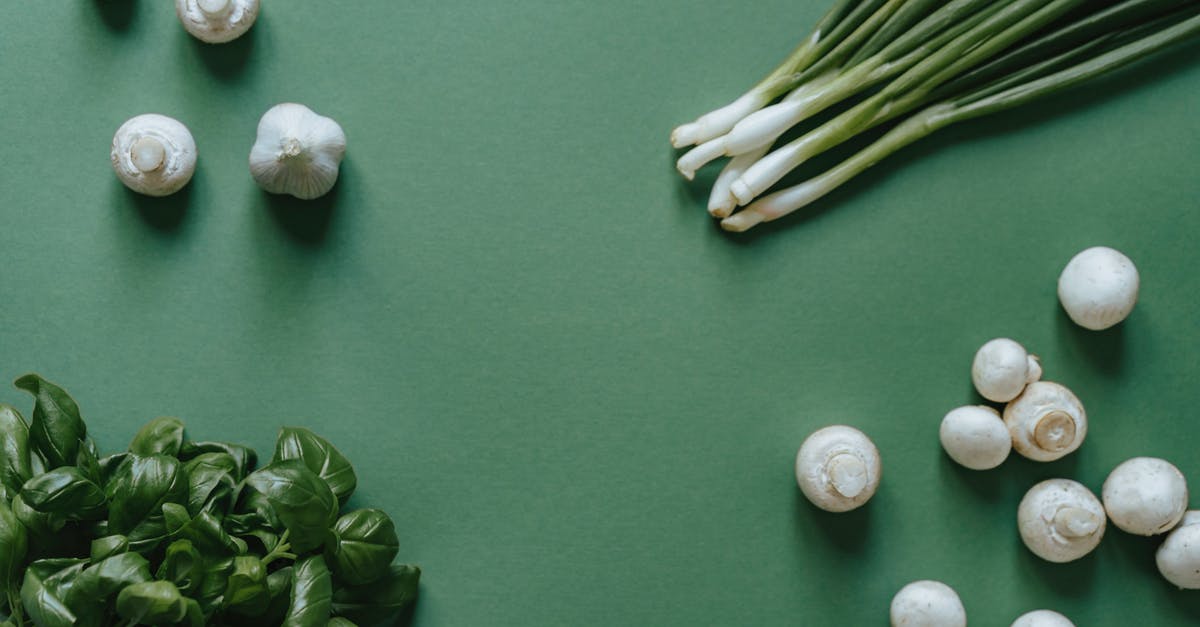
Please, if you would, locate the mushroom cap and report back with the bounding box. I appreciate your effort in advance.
[1156,511,1200,589]
[939,405,1011,470]
[1003,381,1086,462]
[972,338,1041,403]
[795,425,881,513]
[110,114,197,197]
[175,0,260,43]
[1057,246,1139,331]
[1018,479,1106,563]
[1102,457,1188,536]
[889,580,966,627]
[1011,609,1075,627]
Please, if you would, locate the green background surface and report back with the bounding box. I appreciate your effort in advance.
[2,2,1199,625]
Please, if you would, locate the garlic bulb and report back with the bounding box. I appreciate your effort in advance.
[110,114,197,197]
[249,103,346,200]
[1018,479,1105,563]
[795,425,881,513]
[176,0,260,44]
[1003,382,1086,462]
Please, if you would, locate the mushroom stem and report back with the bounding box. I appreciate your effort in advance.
[827,453,868,498]
[197,0,233,18]
[130,137,166,173]
[1054,507,1101,538]
[1033,411,1076,452]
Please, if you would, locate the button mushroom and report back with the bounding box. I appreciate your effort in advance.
[889,580,966,627]
[971,338,1042,403]
[1011,609,1075,627]
[1156,511,1200,589]
[1018,479,1105,562]
[939,405,1011,470]
[795,425,880,513]
[175,0,260,44]
[1057,246,1139,331]
[1003,382,1086,462]
[110,114,197,197]
[1102,457,1188,536]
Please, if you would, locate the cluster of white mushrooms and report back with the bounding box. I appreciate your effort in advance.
[109,1,347,200]
[794,246,1195,625]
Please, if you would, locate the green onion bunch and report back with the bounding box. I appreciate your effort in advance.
[671,0,1200,232]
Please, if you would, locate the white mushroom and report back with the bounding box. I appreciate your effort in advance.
[1011,609,1075,627]
[110,114,197,197]
[175,0,260,44]
[1101,457,1188,536]
[795,425,881,513]
[1003,382,1086,462]
[971,338,1042,403]
[1156,511,1200,589]
[1018,479,1106,563]
[249,103,347,200]
[889,580,966,627]
[939,405,1011,470]
[1057,246,1139,331]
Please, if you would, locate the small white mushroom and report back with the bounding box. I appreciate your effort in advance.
[1003,382,1086,462]
[110,114,197,197]
[971,338,1042,403]
[1102,457,1188,536]
[1057,246,1139,331]
[889,580,966,627]
[795,425,880,513]
[249,103,347,200]
[1011,609,1075,627]
[175,0,260,44]
[939,405,1011,470]
[1156,511,1200,589]
[1018,479,1106,562]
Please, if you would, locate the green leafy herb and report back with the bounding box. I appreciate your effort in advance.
[326,509,400,586]
[20,567,77,627]
[272,427,358,506]
[105,454,186,538]
[14,375,86,471]
[156,540,203,595]
[115,580,188,625]
[128,417,186,457]
[245,461,338,553]
[179,441,257,481]
[282,555,333,627]
[0,501,28,592]
[19,466,107,520]
[183,452,238,516]
[330,564,421,626]
[0,405,33,502]
[223,555,270,616]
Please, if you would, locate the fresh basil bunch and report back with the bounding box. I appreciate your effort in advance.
[0,374,420,626]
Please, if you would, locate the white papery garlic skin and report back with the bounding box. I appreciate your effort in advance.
[795,425,881,513]
[1156,511,1200,589]
[111,114,197,197]
[1018,479,1106,563]
[176,0,260,44]
[249,103,346,200]
[1102,457,1188,536]
[1011,609,1075,627]
[1003,382,1086,462]
[889,580,966,627]
[972,338,1042,403]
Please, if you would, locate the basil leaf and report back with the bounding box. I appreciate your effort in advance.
[20,567,76,627]
[97,452,128,488]
[157,539,203,595]
[105,454,186,535]
[115,580,188,625]
[263,566,295,624]
[0,405,33,501]
[331,564,421,626]
[273,427,357,506]
[325,509,399,586]
[128,417,185,457]
[0,500,28,592]
[65,551,153,627]
[224,555,270,616]
[230,484,284,532]
[195,557,235,618]
[19,466,107,520]
[184,598,205,627]
[75,437,103,487]
[282,554,332,627]
[244,461,338,553]
[12,493,65,537]
[167,507,247,556]
[14,374,86,470]
[183,452,238,516]
[180,441,258,480]
[90,534,129,561]
[328,618,358,627]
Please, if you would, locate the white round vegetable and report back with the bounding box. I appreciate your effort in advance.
[1003,382,1086,462]
[1011,609,1075,627]
[1018,479,1105,563]
[939,405,1011,470]
[110,114,197,197]
[889,580,966,627]
[795,425,881,513]
[249,103,347,200]
[1102,457,1188,536]
[1057,246,1139,331]
[972,338,1042,403]
[176,0,260,44]
[1156,511,1200,589]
